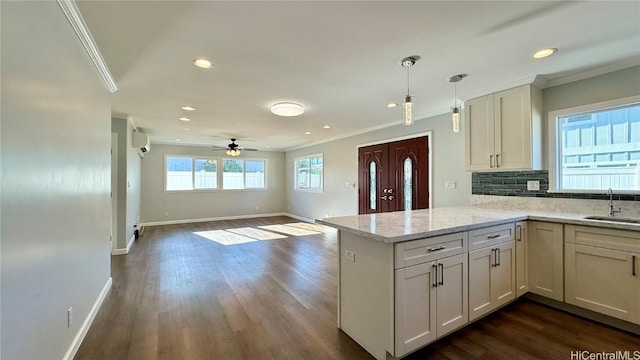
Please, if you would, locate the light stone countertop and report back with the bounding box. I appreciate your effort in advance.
[316,206,640,244]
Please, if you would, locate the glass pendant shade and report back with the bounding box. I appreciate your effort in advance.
[452,107,460,133]
[403,95,413,126]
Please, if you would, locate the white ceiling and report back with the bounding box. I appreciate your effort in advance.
[76,1,640,151]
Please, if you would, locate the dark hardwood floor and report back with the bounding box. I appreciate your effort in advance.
[75,216,640,360]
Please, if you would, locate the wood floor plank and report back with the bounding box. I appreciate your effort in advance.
[75,216,640,360]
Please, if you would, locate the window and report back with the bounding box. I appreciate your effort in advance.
[222,159,266,190]
[166,156,217,191]
[550,97,640,192]
[295,154,323,191]
[165,156,266,191]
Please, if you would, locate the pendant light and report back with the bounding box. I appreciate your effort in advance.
[401,56,419,126]
[448,74,467,133]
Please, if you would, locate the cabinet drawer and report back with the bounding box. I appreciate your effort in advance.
[565,225,640,253]
[395,232,468,269]
[469,223,515,251]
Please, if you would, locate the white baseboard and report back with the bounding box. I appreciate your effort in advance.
[63,276,112,360]
[141,212,293,227]
[283,213,316,223]
[111,234,135,255]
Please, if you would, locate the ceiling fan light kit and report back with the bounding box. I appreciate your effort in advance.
[270,102,305,117]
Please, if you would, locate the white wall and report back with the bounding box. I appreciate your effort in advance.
[1,2,112,358]
[285,112,471,220]
[141,144,286,224]
[111,118,142,251]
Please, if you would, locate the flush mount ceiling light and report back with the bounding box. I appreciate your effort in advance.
[193,57,213,69]
[178,117,191,122]
[323,125,331,129]
[181,106,196,111]
[386,102,398,108]
[532,48,557,59]
[401,56,419,126]
[270,102,304,117]
[448,74,467,133]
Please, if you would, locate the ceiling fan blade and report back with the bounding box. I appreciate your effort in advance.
[238,147,258,151]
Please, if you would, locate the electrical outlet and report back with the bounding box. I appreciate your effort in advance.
[345,250,355,262]
[527,180,540,191]
[445,180,457,189]
[255,206,259,211]
[67,307,73,328]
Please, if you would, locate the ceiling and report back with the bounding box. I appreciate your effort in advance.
[76,1,640,151]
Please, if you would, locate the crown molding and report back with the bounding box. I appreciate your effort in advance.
[57,0,118,93]
[541,56,640,89]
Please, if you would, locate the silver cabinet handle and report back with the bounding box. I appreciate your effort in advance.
[491,249,496,267]
[487,234,501,239]
[432,264,438,287]
[496,154,500,168]
[490,154,494,168]
[497,248,501,266]
[438,263,444,286]
[516,225,522,241]
[428,245,446,253]
[633,256,637,276]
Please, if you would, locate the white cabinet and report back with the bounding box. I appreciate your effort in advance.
[468,226,516,321]
[528,221,564,301]
[465,84,542,171]
[395,234,468,357]
[515,221,528,297]
[565,225,640,325]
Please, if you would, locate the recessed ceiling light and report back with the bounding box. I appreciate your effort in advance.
[193,57,213,69]
[175,138,181,142]
[323,125,331,129]
[181,106,196,111]
[386,102,398,108]
[271,102,305,117]
[179,117,191,122]
[532,48,557,59]
[266,145,271,148]
[304,131,311,135]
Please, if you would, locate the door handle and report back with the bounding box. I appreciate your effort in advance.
[489,154,494,168]
[432,264,438,287]
[491,249,496,267]
[516,225,522,241]
[388,195,394,201]
[438,263,444,286]
[497,248,501,266]
[496,154,500,168]
[380,195,387,200]
[633,256,637,276]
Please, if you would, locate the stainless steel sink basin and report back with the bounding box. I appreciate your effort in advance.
[583,215,640,224]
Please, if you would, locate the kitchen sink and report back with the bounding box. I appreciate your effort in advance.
[583,215,640,224]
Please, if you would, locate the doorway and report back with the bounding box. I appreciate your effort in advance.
[358,136,429,214]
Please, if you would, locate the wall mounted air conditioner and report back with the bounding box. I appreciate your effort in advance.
[132,132,150,153]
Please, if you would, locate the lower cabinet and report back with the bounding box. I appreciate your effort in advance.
[565,225,640,325]
[395,253,468,356]
[528,221,564,301]
[469,240,516,321]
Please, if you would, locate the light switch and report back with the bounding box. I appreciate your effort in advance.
[445,180,457,189]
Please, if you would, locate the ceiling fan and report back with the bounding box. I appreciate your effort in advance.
[211,138,257,157]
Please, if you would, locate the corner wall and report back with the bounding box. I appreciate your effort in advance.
[1,2,111,358]
[285,113,471,220]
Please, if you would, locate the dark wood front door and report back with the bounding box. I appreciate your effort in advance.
[358,136,429,214]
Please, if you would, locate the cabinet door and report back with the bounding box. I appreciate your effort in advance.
[465,95,494,170]
[565,243,640,324]
[494,85,532,169]
[468,246,493,321]
[395,262,437,356]
[515,222,528,297]
[435,254,468,337]
[492,241,516,308]
[528,221,564,301]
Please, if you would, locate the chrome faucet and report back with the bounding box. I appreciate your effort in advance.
[607,188,621,217]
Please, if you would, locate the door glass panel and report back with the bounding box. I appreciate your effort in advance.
[404,158,412,210]
[370,161,377,210]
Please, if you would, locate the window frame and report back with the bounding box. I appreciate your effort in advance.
[548,95,640,194]
[294,153,324,192]
[222,158,268,191]
[164,154,267,192]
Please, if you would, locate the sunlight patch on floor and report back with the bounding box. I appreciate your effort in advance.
[258,223,330,236]
[193,230,258,245]
[226,227,288,240]
[284,222,334,233]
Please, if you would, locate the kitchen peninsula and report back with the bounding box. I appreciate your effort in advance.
[317,207,640,360]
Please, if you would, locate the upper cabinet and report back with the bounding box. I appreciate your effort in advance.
[465,84,542,171]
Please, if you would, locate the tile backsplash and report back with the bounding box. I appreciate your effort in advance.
[471,170,640,202]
